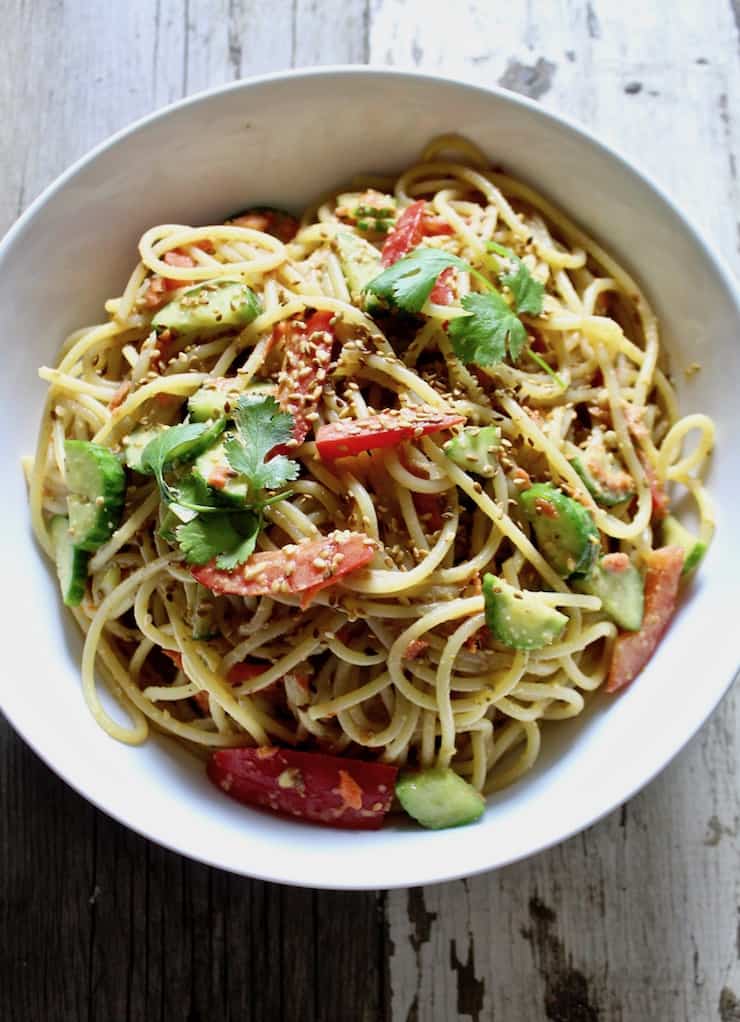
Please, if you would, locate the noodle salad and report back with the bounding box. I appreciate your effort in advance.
[28,136,715,830]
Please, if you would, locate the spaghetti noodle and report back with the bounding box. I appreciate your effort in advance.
[28,135,715,825]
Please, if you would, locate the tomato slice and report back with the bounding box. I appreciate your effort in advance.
[315,408,465,461]
[429,266,455,305]
[381,200,426,266]
[162,249,196,290]
[421,213,455,236]
[606,545,684,693]
[230,207,299,243]
[192,530,376,609]
[275,310,335,445]
[207,747,398,829]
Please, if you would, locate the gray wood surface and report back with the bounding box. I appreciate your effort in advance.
[1,2,738,1019]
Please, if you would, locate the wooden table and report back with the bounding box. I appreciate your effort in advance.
[1,2,738,1018]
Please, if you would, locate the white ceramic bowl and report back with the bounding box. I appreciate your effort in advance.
[1,68,738,890]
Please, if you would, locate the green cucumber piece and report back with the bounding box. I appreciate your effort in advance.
[483,574,568,651]
[571,430,634,507]
[574,555,644,631]
[192,438,248,505]
[50,515,89,607]
[662,515,707,574]
[122,425,166,472]
[152,279,262,336]
[64,440,126,552]
[396,767,485,830]
[444,425,501,479]
[520,482,599,577]
[336,230,383,303]
[188,381,242,422]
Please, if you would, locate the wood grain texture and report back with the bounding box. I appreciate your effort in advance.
[0,1,738,1020]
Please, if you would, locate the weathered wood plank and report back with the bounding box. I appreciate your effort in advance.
[378,0,740,1018]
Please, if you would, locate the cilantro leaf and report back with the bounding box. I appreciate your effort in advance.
[487,241,544,315]
[364,248,471,313]
[141,418,225,501]
[175,511,260,567]
[225,395,300,497]
[448,291,528,366]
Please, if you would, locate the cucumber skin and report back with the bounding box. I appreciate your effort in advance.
[50,515,89,607]
[662,515,707,575]
[64,440,126,551]
[396,767,485,830]
[520,483,599,578]
[571,454,634,508]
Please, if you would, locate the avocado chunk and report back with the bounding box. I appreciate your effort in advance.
[483,574,568,651]
[574,554,644,631]
[662,515,707,574]
[188,380,243,422]
[444,425,501,479]
[335,230,383,306]
[571,430,634,507]
[519,482,599,577]
[152,279,261,336]
[396,767,485,829]
[192,438,248,505]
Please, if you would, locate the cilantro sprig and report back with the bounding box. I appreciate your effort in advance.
[143,395,300,569]
[224,394,299,499]
[363,241,564,386]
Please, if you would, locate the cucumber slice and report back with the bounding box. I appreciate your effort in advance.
[662,515,707,574]
[192,438,248,505]
[64,440,126,552]
[483,574,568,650]
[152,279,261,336]
[50,515,89,607]
[122,425,166,472]
[187,381,242,422]
[574,555,644,631]
[396,767,485,830]
[444,426,501,478]
[571,430,634,507]
[519,482,600,578]
[336,230,383,301]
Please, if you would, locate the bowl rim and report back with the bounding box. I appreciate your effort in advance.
[2,64,739,889]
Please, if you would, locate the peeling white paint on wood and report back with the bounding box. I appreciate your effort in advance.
[1,1,738,1019]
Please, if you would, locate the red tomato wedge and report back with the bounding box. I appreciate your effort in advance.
[275,309,335,445]
[421,213,455,236]
[315,408,465,460]
[606,545,685,693]
[192,530,376,609]
[142,250,196,308]
[429,266,455,305]
[230,208,299,243]
[207,747,398,829]
[381,200,455,266]
[381,200,426,266]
